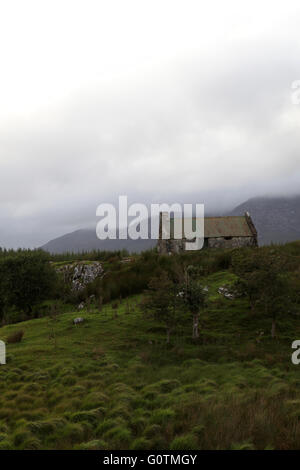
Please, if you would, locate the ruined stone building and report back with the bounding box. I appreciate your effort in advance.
[158,212,258,253]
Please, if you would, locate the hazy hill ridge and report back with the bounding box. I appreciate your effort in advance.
[229,195,300,245]
[41,228,156,254]
[41,196,300,253]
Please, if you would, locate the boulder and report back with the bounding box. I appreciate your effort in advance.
[55,262,103,292]
[218,286,235,300]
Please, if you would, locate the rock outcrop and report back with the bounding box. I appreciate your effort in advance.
[55,262,103,292]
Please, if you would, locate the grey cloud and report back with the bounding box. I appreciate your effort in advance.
[1,40,300,248]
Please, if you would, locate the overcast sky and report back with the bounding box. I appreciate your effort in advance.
[1,0,300,248]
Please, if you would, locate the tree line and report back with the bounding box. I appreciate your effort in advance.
[0,244,299,339]
[142,246,300,342]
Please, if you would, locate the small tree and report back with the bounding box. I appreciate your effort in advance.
[49,303,59,349]
[232,248,261,311]
[0,250,57,316]
[180,267,207,339]
[232,248,288,338]
[143,271,181,343]
[0,290,5,325]
[98,295,103,312]
[255,251,288,338]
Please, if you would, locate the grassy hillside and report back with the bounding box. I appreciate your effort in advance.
[0,269,299,450]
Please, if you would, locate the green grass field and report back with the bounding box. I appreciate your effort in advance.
[0,270,299,450]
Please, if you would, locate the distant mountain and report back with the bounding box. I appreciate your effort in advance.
[41,228,157,254]
[229,195,300,245]
[41,195,300,253]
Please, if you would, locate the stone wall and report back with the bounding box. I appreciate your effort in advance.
[158,236,257,253]
[207,236,257,249]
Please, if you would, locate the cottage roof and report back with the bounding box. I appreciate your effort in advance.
[203,216,254,238]
[168,215,255,238]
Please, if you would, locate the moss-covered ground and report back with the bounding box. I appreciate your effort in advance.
[0,270,299,450]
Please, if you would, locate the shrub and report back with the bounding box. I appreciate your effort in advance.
[61,376,76,386]
[143,424,161,439]
[55,423,85,444]
[13,429,33,446]
[231,441,255,450]
[21,436,42,450]
[96,418,124,436]
[23,383,40,393]
[103,425,132,447]
[75,439,107,450]
[192,424,205,437]
[130,416,147,433]
[7,330,24,344]
[151,408,175,425]
[70,408,104,425]
[27,418,66,437]
[170,433,198,450]
[81,392,108,410]
[0,422,8,434]
[0,439,12,450]
[130,437,152,450]
[214,251,232,270]
[159,379,181,393]
[0,250,57,318]
[108,404,131,420]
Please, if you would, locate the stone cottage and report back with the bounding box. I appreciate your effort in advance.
[157,212,258,253]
